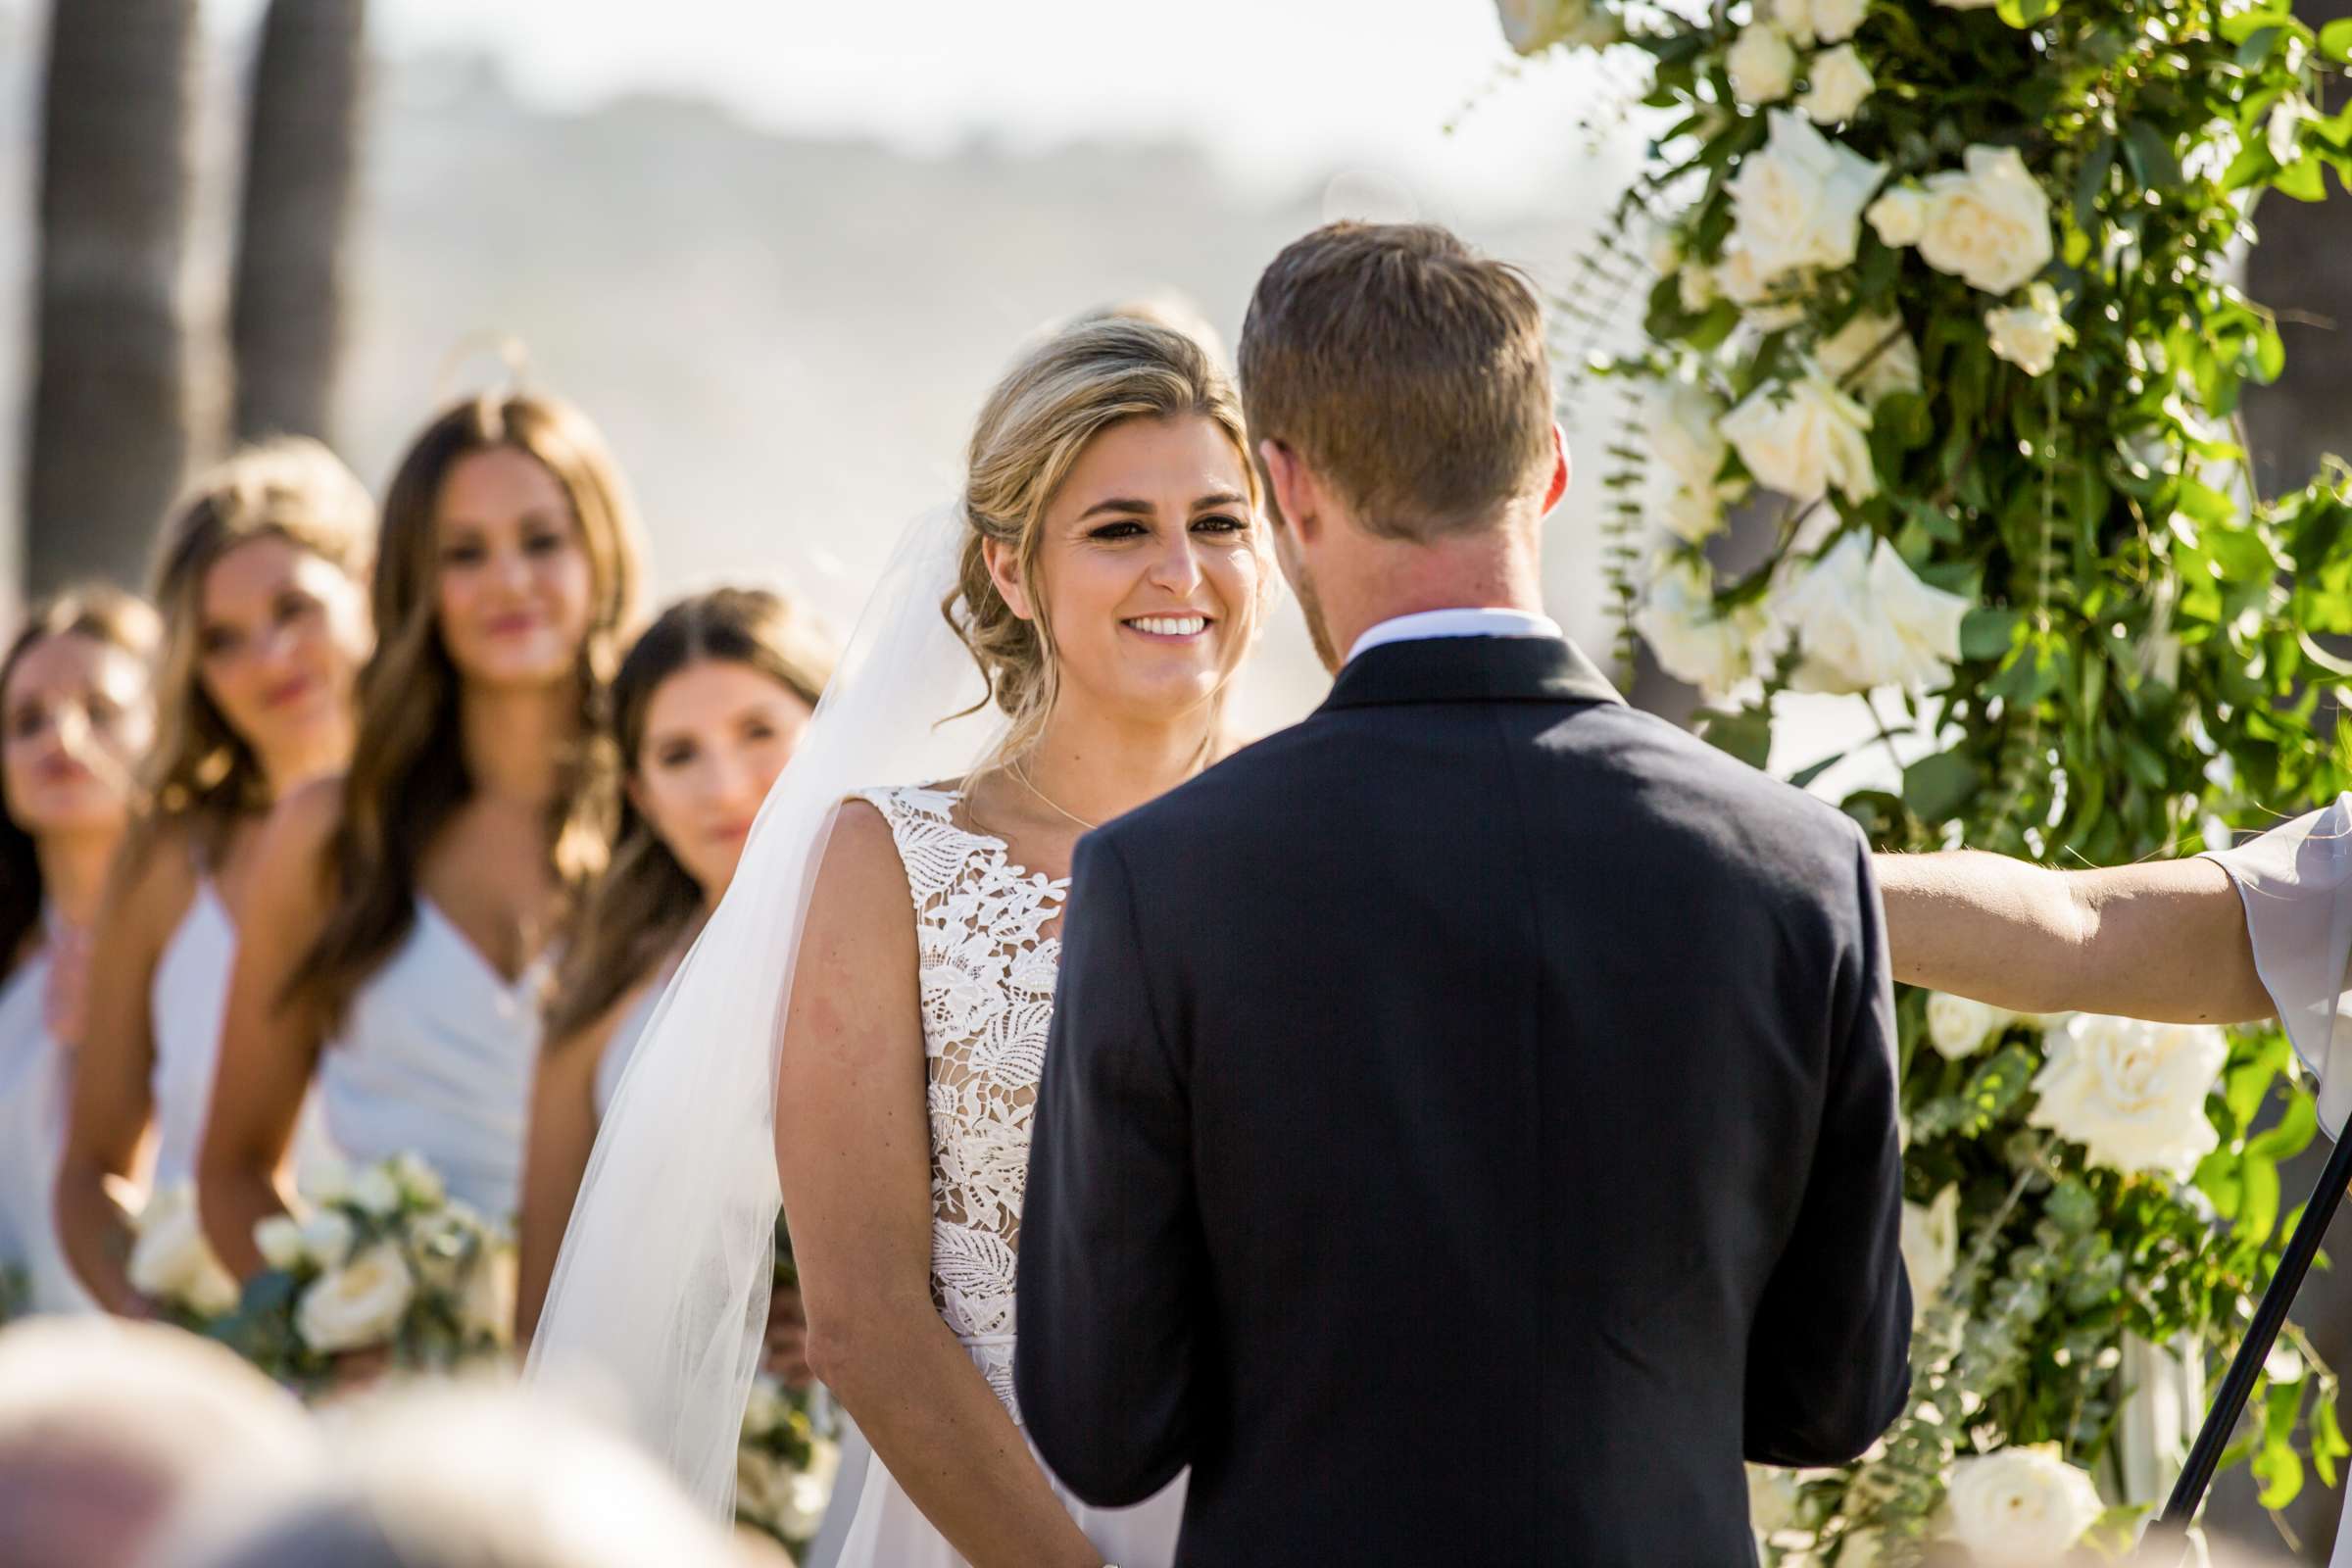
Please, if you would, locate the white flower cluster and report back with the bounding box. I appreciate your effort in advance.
[1639,526,1971,702]
[245,1152,515,1369]
[737,1378,843,1550]
[128,1183,242,1318]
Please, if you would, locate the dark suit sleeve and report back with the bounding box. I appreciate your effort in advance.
[1744,822,1912,1465]
[1014,830,1202,1505]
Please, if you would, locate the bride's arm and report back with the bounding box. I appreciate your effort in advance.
[776,802,1103,1568]
[1876,850,2271,1024]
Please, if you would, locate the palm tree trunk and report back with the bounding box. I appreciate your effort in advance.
[230,0,367,445]
[24,0,200,596]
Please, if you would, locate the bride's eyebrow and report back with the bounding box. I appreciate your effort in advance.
[1190,491,1248,512]
[1077,497,1155,519]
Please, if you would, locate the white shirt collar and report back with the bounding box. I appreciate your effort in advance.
[1344,607,1564,666]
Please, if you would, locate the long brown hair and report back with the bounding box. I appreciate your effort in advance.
[945,317,1257,760]
[284,392,645,1031]
[136,437,374,869]
[1,588,163,976]
[541,587,832,1046]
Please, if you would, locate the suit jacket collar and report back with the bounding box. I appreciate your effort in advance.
[1318,635,1626,711]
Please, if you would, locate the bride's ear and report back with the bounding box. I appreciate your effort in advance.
[982,535,1034,621]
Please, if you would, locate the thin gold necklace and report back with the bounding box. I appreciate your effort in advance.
[1006,756,1101,832]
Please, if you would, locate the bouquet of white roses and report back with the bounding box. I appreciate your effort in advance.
[126,1181,244,1326]
[210,1152,515,1393]
[736,1374,841,1558]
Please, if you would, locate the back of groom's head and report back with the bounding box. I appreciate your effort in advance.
[1239,222,1555,542]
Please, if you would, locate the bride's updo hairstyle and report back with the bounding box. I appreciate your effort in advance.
[945,317,1259,758]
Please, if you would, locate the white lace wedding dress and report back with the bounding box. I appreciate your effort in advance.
[824,785,1186,1568]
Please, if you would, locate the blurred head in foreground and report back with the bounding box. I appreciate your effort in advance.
[0,1317,318,1568]
[153,1381,743,1568]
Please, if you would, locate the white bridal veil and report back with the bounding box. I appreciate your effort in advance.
[528,506,1003,1513]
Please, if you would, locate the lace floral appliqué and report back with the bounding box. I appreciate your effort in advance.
[857,785,1066,1419]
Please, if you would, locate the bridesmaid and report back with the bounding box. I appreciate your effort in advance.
[0,588,160,1314]
[198,390,644,1276]
[515,586,830,1341]
[55,441,374,1315]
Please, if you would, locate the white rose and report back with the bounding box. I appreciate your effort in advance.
[1678,264,1720,313]
[352,1164,405,1218]
[300,1209,356,1271]
[1771,0,1818,44]
[127,1186,241,1316]
[1660,486,1726,545]
[2028,1013,2227,1179]
[296,1242,416,1353]
[1985,280,2074,377]
[1839,1528,1886,1566]
[1728,24,1799,104]
[1866,185,1928,248]
[1727,111,1888,281]
[1800,44,1876,125]
[742,1379,789,1440]
[1927,993,2010,1059]
[303,1156,352,1206]
[1634,560,1770,700]
[458,1245,518,1345]
[1917,144,2055,295]
[1653,381,1730,491]
[1943,1446,2104,1563]
[254,1215,308,1272]
[390,1152,446,1208]
[780,1446,840,1542]
[1494,0,1601,53]
[1772,531,1972,694]
[1900,1184,1960,1325]
[1811,0,1868,42]
[1816,309,1922,406]
[1648,229,1683,275]
[1722,371,1879,503]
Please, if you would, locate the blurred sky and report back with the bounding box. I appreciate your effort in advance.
[207,0,1620,216]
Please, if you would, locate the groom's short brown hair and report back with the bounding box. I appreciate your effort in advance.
[1238,222,1555,542]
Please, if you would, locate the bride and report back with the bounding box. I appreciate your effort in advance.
[532,316,1268,1568]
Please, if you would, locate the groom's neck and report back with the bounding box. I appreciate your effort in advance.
[1323,517,1546,657]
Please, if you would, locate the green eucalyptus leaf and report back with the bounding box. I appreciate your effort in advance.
[1903,751,1984,821]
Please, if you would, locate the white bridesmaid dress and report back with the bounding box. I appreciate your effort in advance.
[0,947,95,1314]
[312,899,550,1217]
[151,880,337,1190]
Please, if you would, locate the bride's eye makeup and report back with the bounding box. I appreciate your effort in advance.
[1085,518,1151,542]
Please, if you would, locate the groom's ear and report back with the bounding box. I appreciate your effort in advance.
[1543,423,1571,516]
[1258,439,1319,545]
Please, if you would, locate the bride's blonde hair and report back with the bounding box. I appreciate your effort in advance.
[945,317,1258,759]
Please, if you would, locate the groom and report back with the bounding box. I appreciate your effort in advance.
[1015,222,1911,1563]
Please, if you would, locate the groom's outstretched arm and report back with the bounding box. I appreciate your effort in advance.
[1745,824,1913,1466]
[1016,830,1204,1506]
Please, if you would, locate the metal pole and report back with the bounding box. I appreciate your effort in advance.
[2139,1124,2352,1561]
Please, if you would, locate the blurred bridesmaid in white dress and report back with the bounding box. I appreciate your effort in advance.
[198,391,644,1278]
[515,585,830,1341]
[0,589,159,1315]
[55,440,375,1315]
